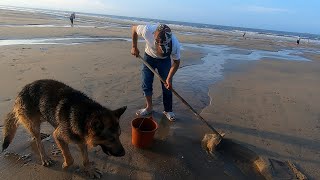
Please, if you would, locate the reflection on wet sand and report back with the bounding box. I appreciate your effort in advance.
[156,115,172,141]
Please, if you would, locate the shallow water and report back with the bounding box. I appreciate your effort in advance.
[0,36,314,109]
[0,37,131,46]
[174,44,312,109]
[0,24,127,29]
[0,24,92,28]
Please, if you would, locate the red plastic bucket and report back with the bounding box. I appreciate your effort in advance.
[131,117,158,148]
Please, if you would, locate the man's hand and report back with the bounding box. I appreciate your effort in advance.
[165,60,180,90]
[131,25,140,57]
[131,47,140,57]
[165,78,172,90]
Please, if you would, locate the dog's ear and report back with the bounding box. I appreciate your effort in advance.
[113,106,127,119]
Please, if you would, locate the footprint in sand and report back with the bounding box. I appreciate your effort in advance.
[2,98,11,102]
[21,47,31,50]
[80,72,88,76]
[40,133,50,140]
[51,148,62,157]
[4,152,32,165]
[261,139,271,146]
[40,67,50,76]
[19,68,31,74]
[72,66,80,71]
[19,153,32,162]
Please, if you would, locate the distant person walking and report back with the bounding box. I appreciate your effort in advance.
[296,36,301,45]
[243,32,246,38]
[70,12,76,27]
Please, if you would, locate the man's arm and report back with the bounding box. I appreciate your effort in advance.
[165,59,180,90]
[131,25,140,57]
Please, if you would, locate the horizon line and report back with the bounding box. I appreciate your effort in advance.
[0,4,319,36]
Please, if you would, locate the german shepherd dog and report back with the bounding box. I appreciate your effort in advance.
[2,79,126,178]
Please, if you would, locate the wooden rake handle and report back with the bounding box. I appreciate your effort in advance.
[137,55,221,137]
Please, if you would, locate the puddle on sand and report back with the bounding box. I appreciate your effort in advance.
[174,44,312,109]
[0,37,131,46]
[0,24,127,29]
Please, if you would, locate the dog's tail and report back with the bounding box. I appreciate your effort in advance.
[2,111,19,152]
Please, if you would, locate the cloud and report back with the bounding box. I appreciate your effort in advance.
[246,5,290,13]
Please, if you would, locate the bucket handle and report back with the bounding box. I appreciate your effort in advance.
[138,117,147,130]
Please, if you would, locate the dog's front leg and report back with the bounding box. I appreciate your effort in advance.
[78,144,102,179]
[53,128,74,169]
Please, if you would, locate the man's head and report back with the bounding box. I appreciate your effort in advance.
[154,24,172,57]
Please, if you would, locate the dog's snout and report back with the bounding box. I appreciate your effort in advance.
[100,144,125,157]
[114,147,125,157]
[119,148,125,156]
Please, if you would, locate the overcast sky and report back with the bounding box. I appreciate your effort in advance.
[1,0,319,34]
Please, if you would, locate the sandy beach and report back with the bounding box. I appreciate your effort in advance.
[202,57,320,178]
[1,7,320,179]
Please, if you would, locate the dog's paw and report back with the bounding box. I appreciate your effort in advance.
[62,162,71,170]
[85,165,103,179]
[42,157,54,167]
[62,158,74,170]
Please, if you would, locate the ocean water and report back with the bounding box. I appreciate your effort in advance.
[1,5,320,44]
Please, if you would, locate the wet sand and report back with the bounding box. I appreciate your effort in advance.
[0,41,233,179]
[0,9,232,179]
[1,7,320,179]
[202,57,320,179]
